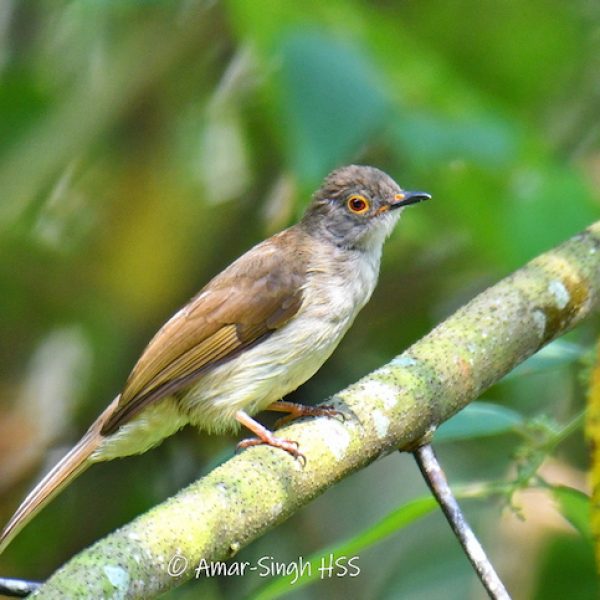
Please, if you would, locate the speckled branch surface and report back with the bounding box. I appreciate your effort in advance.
[32,222,600,599]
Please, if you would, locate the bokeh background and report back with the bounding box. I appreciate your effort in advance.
[1,1,599,598]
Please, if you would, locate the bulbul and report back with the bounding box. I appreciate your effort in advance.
[0,164,429,554]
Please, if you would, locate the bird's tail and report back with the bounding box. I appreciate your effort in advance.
[0,430,101,555]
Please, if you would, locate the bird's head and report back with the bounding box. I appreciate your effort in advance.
[302,165,430,251]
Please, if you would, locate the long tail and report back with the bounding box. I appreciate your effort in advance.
[0,430,102,555]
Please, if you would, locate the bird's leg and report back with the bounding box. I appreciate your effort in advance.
[235,410,305,464]
[266,400,346,428]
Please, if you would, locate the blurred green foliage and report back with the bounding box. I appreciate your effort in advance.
[0,1,598,598]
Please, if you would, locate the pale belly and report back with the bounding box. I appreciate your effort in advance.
[179,310,354,433]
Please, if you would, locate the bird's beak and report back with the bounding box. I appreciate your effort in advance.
[390,191,431,210]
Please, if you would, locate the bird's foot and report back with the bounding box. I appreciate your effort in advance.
[235,410,306,465]
[236,434,305,466]
[269,401,347,429]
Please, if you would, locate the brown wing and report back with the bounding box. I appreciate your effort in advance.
[101,229,307,435]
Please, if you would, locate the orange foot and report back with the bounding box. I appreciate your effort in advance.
[235,410,306,465]
[267,401,347,428]
[236,434,305,465]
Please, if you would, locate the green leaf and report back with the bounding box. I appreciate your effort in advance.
[393,112,518,168]
[278,31,389,185]
[435,401,523,443]
[498,166,598,269]
[503,339,585,381]
[246,496,437,600]
[551,485,592,542]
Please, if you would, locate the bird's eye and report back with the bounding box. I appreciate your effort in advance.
[347,195,369,214]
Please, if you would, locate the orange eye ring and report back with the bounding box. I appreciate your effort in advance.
[347,194,370,214]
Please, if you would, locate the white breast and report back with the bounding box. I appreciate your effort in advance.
[180,242,382,433]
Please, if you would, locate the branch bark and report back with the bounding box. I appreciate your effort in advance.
[32,222,600,598]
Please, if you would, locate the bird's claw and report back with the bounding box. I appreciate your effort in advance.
[320,404,349,422]
[236,436,306,466]
[273,404,348,429]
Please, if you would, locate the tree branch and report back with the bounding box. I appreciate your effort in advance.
[30,222,600,598]
[413,444,510,599]
[0,576,40,598]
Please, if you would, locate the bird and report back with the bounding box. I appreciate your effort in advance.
[0,164,429,554]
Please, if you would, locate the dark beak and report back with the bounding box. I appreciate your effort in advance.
[390,191,431,209]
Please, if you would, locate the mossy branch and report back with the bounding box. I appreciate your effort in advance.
[32,222,600,599]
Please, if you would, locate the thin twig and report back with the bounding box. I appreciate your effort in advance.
[0,576,40,598]
[412,444,511,600]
